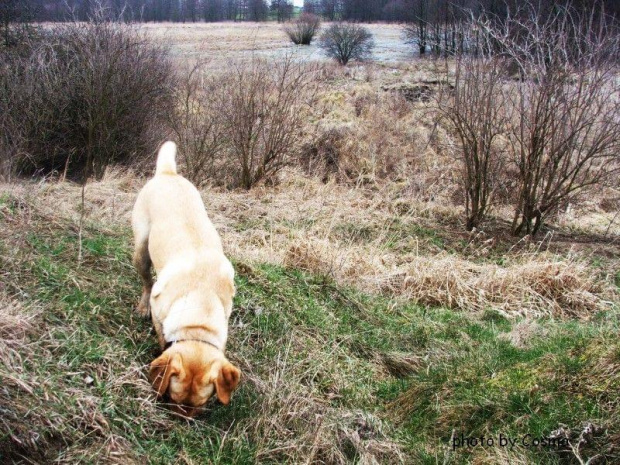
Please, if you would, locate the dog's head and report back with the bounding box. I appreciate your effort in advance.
[149,342,241,417]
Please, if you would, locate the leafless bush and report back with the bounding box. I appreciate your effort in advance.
[284,13,320,45]
[403,18,428,56]
[0,13,174,182]
[319,23,374,66]
[215,56,316,189]
[167,63,225,186]
[166,56,318,189]
[0,0,38,48]
[482,3,620,235]
[437,33,510,231]
[439,3,620,235]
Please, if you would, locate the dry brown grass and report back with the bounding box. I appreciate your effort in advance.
[398,254,608,318]
[283,237,612,318]
[0,181,415,463]
[140,22,412,67]
[2,21,619,463]
[1,163,618,463]
[3,163,615,323]
[498,319,547,349]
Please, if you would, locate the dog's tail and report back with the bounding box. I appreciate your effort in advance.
[155,141,177,176]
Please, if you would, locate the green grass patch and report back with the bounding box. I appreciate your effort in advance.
[393,316,620,463]
[1,201,618,464]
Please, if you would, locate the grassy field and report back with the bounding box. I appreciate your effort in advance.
[141,22,412,65]
[1,21,620,465]
[1,171,618,464]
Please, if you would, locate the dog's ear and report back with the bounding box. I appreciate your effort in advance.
[149,352,182,397]
[213,361,241,405]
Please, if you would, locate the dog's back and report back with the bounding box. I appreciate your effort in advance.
[132,142,223,273]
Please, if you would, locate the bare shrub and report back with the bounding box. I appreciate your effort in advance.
[319,23,374,65]
[437,37,510,231]
[483,4,620,236]
[0,15,174,182]
[403,6,472,58]
[403,17,428,56]
[0,0,37,48]
[284,12,320,45]
[167,63,225,186]
[215,56,317,189]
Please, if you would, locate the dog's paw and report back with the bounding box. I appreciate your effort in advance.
[136,288,152,317]
[136,303,150,317]
[136,304,150,317]
[136,295,151,317]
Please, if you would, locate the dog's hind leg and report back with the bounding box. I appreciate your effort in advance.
[132,218,153,317]
[134,245,153,317]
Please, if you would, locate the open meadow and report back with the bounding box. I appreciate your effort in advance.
[1,19,619,465]
[141,22,413,65]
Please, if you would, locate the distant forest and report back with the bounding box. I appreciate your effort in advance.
[3,0,619,23]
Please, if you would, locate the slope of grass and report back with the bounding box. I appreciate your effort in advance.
[0,185,618,464]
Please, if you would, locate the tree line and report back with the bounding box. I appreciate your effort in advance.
[5,0,277,22]
[6,0,619,23]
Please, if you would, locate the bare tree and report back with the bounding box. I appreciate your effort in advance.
[14,0,620,24]
[437,31,510,230]
[303,0,319,15]
[202,0,225,21]
[271,0,293,22]
[247,0,269,20]
[0,7,175,181]
[284,13,321,45]
[320,0,339,21]
[319,23,374,65]
[403,0,428,55]
[483,3,620,235]
[0,0,37,47]
[0,0,19,47]
[216,56,316,189]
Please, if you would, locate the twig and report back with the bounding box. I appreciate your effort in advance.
[78,182,85,265]
[443,428,456,465]
[604,210,619,238]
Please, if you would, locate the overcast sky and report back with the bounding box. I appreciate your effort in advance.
[293,0,304,7]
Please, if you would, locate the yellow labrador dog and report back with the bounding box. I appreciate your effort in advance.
[132,141,240,416]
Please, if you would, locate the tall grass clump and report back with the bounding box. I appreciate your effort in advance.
[284,13,321,45]
[0,12,175,182]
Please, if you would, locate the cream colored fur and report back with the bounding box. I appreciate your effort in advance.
[131,141,240,414]
[132,142,235,348]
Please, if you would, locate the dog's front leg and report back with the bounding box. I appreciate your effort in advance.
[150,311,166,349]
